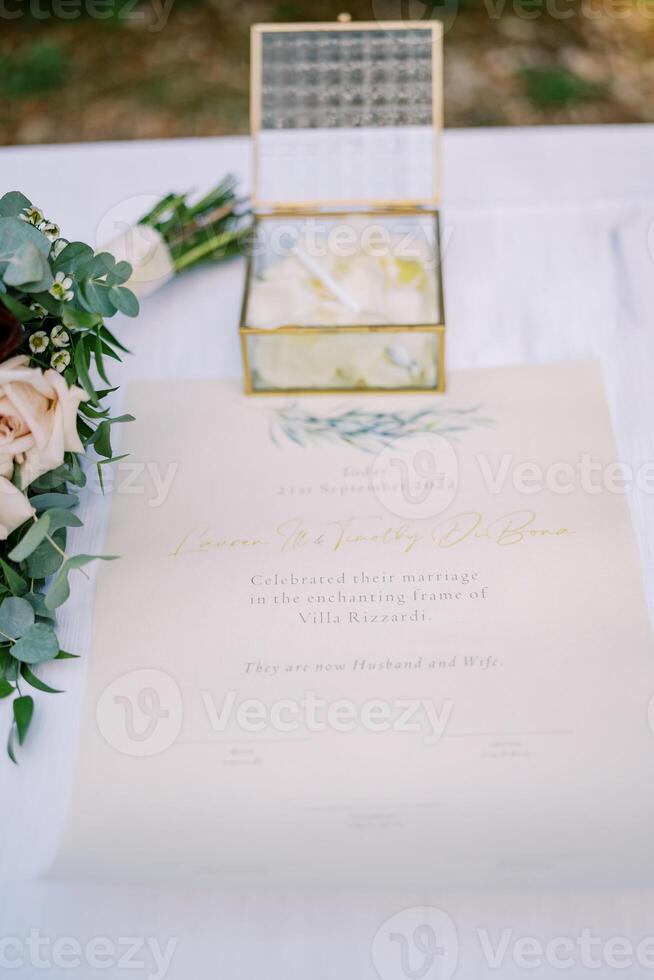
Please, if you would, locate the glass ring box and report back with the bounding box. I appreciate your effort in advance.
[240,19,445,394]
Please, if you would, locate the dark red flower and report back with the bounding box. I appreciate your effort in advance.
[0,301,26,361]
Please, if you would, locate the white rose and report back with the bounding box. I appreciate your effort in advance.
[0,479,35,541]
[0,355,88,538]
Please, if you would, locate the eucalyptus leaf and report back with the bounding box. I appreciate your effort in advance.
[109,286,139,317]
[7,513,51,563]
[52,240,93,275]
[79,278,115,318]
[0,678,14,699]
[30,493,78,512]
[64,453,87,488]
[11,623,59,664]
[13,695,34,744]
[3,658,19,683]
[0,596,35,639]
[29,463,69,492]
[3,241,51,291]
[23,592,55,622]
[45,554,116,610]
[0,191,31,218]
[93,252,117,274]
[23,527,66,580]
[109,260,132,284]
[0,216,50,260]
[0,559,27,596]
[43,507,82,534]
[21,664,62,694]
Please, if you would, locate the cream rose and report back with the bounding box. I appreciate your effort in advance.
[0,355,88,540]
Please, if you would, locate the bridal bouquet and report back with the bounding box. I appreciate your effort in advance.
[105,175,250,299]
[0,191,138,762]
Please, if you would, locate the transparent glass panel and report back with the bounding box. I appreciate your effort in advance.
[245,213,442,329]
[254,26,439,205]
[246,329,439,393]
[260,29,434,131]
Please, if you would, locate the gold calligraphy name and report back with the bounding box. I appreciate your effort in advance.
[170,522,268,556]
[431,510,573,548]
[170,511,572,557]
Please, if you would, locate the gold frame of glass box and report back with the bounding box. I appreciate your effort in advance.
[240,19,446,396]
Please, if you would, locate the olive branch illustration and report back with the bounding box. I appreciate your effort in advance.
[269,404,494,454]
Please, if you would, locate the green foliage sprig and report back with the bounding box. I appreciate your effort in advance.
[270,404,495,454]
[0,191,138,762]
[137,174,250,274]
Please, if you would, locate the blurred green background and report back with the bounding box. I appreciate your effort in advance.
[1,0,653,145]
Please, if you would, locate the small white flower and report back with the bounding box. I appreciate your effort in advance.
[49,271,74,303]
[20,206,44,227]
[50,350,71,373]
[50,324,70,348]
[29,302,47,319]
[29,331,50,355]
[50,238,68,260]
[39,220,61,242]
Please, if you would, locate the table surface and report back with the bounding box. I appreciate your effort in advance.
[1,125,654,979]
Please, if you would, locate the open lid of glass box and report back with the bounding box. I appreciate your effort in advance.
[251,19,443,212]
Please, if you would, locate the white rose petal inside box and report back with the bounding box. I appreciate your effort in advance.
[240,19,445,394]
[242,212,443,391]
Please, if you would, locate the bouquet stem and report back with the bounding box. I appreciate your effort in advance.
[138,175,250,275]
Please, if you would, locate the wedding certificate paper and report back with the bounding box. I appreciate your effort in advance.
[55,362,654,885]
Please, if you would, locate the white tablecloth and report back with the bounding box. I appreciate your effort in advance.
[1,126,654,979]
